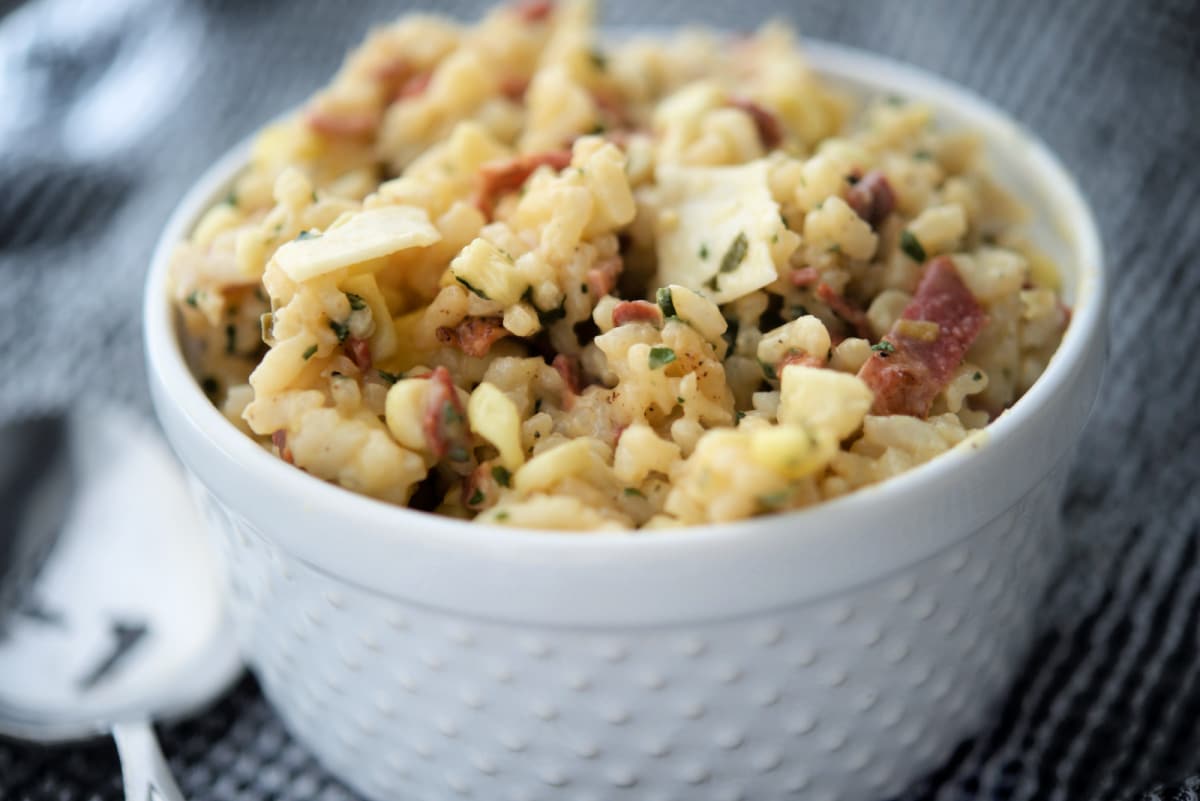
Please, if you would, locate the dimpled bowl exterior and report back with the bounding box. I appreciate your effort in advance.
[145,40,1106,801]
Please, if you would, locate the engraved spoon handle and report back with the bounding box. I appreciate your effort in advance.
[112,720,185,801]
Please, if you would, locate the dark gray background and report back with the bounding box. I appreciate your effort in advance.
[1,0,1198,799]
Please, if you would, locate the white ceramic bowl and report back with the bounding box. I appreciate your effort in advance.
[144,39,1105,801]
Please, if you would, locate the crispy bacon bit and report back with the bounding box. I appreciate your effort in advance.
[728,97,783,150]
[552,353,582,410]
[500,76,530,101]
[779,350,827,371]
[513,0,553,22]
[306,109,378,140]
[611,300,663,327]
[395,71,433,100]
[789,266,821,287]
[422,366,473,471]
[816,282,872,339]
[586,254,624,298]
[474,150,573,219]
[845,170,896,229]
[345,336,372,371]
[436,317,510,358]
[271,430,294,465]
[857,256,987,418]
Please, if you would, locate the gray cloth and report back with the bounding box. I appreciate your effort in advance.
[2,0,1199,798]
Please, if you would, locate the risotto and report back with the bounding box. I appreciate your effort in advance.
[170,0,1069,530]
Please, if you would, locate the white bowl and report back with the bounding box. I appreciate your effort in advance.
[144,39,1105,801]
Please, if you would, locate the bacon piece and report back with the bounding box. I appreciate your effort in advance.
[586,255,623,298]
[789,266,820,287]
[728,98,783,150]
[816,282,872,339]
[461,463,499,511]
[611,300,662,327]
[513,0,553,22]
[306,109,378,140]
[845,170,896,229]
[436,317,510,358]
[271,430,294,465]
[395,71,432,101]
[422,366,473,471]
[474,150,573,219]
[500,76,530,101]
[778,350,827,372]
[551,353,581,410]
[857,256,987,418]
[345,337,372,371]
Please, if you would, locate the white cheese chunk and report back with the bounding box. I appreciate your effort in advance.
[274,205,441,282]
[654,160,787,305]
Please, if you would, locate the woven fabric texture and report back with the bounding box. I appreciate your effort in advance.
[1,0,1198,798]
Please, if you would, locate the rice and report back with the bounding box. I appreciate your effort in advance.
[170,0,1069,531]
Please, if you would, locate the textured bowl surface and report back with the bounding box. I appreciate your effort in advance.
[145,39,1105,801]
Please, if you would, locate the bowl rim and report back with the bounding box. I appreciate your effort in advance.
[144,37,1105,560]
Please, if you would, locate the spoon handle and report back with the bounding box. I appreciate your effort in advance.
[112,720,186,801]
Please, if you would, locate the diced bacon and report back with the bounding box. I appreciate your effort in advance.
[728,98,783,150]
[1058,299,1073,329]
[474,150,573,219]
[345,337,372,371]
[611,300,662,327]
[306,109,378,140]
[551,353,581,410]
[789,266,820,287]
[586,254,623,297]
[845,170,896,229]
[513,0,553,22]
[779,350,827,371]
[422,366,473,471]
[500,76,530,101]
[271,430,294,465]
[857,256,987,418]
[395,71,432,100]
[436,317,510,358]
[816,282,872,339]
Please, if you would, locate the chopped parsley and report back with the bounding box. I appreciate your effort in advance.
[623,487,645,498]
[185,291,201,309]
[656,286,677,318]
[758,358,777,381]
[699,243,710,260]
[224,324,237,355]
[468,488,486,506]
[328,319,350,342]
[704,274,720,291]
[719,231,749,274]
[758,489,791,509]
[302,344,318,360]
[676,396,685,404]
[827,243,842,254]
[456,276,490,300]
[201,376,220,397]
[448,445,470,463]
[589,48,608,71]
[780,211,789,227]
[735,410,746,422]
[885,94,905,106]
[973,371,983,381]
[871,340,896,355]
[495,511,510,522]
[580,283,589,294]
[346,292,367,311]
[311,190,319,203]
[377,369,402,385]
[492,466,512,487]
[648,346,677,370]
[223,189,238,207]
[589,122,607,135]
[791,304,809,318]
[913,149,933,161]
[296,229,319,241]
[900,230,927,263]
[443,401,462,425]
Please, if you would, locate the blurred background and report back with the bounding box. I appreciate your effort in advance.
[1,0,1198,799]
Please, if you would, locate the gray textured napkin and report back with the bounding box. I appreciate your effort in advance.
[1,0,1198,798]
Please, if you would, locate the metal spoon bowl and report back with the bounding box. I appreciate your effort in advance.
[0,406,242,800]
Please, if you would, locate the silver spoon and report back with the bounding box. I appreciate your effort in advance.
[0,406,242,801]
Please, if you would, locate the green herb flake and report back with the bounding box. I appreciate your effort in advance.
[589,48,608,71]
[442,401,462,425]
[758,358,777,381]
[676,396,685,404]
[377,369,402,385]
[885,94,905,106]
[735,410,746,422]
[468,488,486,506]
[656,286,677,318]
[704,274,720,291]
[699,243,709,260]
[648,346,677,370]
[780,211,789,227]
[223,189,238,207]
[346,292,367,311]
[871,340,896,355]
[492,466,512,487]
[973,371,983,381]
[296,229,319,241]
[827,243,842,254]
[311,190,319,203]
[495,511,510,522]
[791,304,808,318]
[456,276,490,300]
[758,489,791,509]
[913,149,933,161]
[224,324,237,355]
[623,487,645,498]
[900,230,927,263]
[201,376,220,397]
[448,445,470,463]
[718,231,749,274]
[302,344,318,360]
[185,291,201,309]
[329,319,350,343]
[589,122,607,135]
